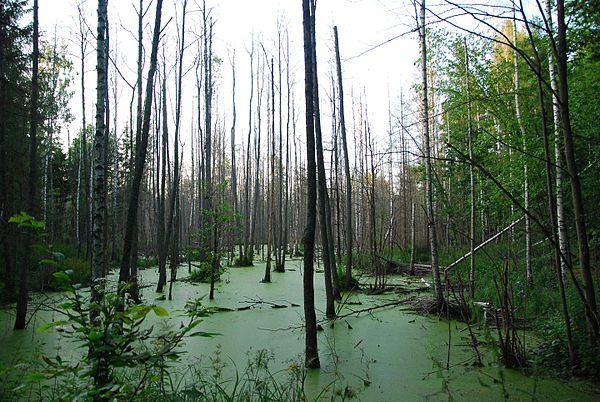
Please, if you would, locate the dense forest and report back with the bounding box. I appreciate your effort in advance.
[0,0,599,399]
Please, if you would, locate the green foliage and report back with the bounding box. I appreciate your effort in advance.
[190,255,224,283]
[337,265,359,291]
[22,272,213,400]
[233,252,254,267]
[181,349,312,401]
[137,255,158,269]
[189,183,242,288]
[533,278,600,378]
[8,212,63,290]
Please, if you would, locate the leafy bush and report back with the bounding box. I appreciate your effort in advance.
[137,255,158,268]
[190,256,224,283]
[233,253,253,267]
[53,257,90,287]
[337,265,360,291]
[20,272,215,400]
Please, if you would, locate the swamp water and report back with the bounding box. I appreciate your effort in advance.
[0,258,597,401]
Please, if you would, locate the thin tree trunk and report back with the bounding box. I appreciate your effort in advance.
[159,0,186,292]
[309,1,335,316]
[523,11,577,364]
[465,38,476,299]
[243,43,254,261]
[111,40,119,262]
[302,0,320,369]
[119,0,164,293]
[230,51,240,260]
[15,0,39,330]
[263,58,275,283]
[157,68,169,292]
[419,0,443,306]
[334,26,353,287]
[410,203,416,276]
[513,13,533,286]
[91,0,108,318]
[544,0,571,280]
[556,0,599,344]
[76,3,88,257]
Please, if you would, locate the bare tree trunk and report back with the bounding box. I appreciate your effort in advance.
[168,193,180,301]
[410,202,416,276]
[230,51,240,260]
[201,4,217,300]
[250,53,262,263]
[544,0,570,280]
[309,1,335,316]
[274,30,284,272]
[302,0,320,369]
[119,0,164,294]
[512,13,532,286]
[334,26,353,287]
[91,0,108,317]
[418,0,443,305]
[111,38,119,262]
[520,8,577,364]
[159,0,186,292]
[157,68,168,292]
[283,29,291,266]
[556,0,599,344]
[76,2,88,257]
[263,58,274,284]
[15,0,39,330]
[242,43,254,262]
[465,38,476,299]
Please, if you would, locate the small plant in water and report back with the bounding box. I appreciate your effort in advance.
[19,271,216,400]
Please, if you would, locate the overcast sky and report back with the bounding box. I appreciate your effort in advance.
[36,0,424,168]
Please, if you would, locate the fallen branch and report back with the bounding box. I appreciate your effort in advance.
[444,217,524,273]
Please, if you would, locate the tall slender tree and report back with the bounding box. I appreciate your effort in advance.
[309,0,336,315]
[333,26,353,287]
[302,0,320,369]
[418,0,444,307]
[14,0,39,330]
[119,0,164,295]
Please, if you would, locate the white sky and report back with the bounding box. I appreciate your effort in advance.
[36,0,422,169]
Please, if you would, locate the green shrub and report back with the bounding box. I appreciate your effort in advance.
[337,265,360,291]
[23,272,215,400]
[233,254,253,267]
[190,259,224,282]
[56,257,90,286]
[137,255,158,268]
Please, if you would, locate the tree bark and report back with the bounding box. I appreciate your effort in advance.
[15,0,39,330]
[334,26,353,287]
[302,0,320,369]
[91,0,108,319]
[419,0,444,306]
[512,13,532,286]
[464,38,476,299]
[556,0,599,345]
[309,1,336,315]
[264,57,274,284]
[119,0,164,293]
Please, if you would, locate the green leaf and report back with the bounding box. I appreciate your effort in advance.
[40,259,59,266]
[152,306,168,317]
[9,212,32,224]
[37,323,54,332]
[26,373,46,381]
[37,321,66,333]
[189,331,221,338]
[31,220,45,229]
[53,271,70,281]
